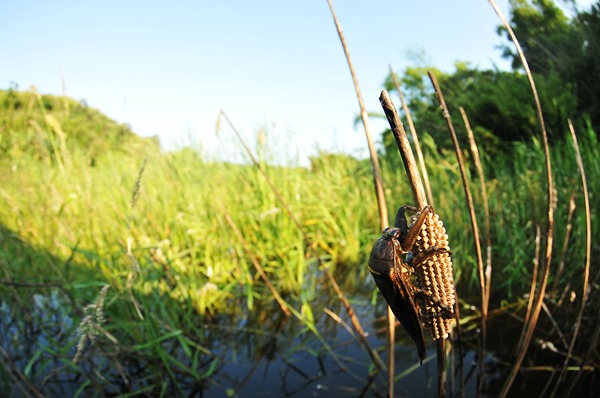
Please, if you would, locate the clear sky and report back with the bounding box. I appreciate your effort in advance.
[1,1,593,165]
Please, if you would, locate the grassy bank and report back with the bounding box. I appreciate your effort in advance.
[1,88,598,395]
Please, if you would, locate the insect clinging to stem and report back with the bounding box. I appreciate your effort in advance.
[368,205,454,362]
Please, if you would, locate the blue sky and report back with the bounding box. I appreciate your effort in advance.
[1,1,593,165]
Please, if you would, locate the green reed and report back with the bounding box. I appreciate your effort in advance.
[0,89,598,395]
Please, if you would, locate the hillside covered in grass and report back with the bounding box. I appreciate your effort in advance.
[1,85,160,165]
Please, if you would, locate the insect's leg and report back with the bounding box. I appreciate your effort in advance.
[408,245,450,269]
[410,245,454,320]
[401,205,433,251]
[393,205,418,236]
[385,241,408,293]
[413,288,456,319]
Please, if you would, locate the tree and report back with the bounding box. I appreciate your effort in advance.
[380,0,597,163]
[382,62,569,157]
[573,2,600,127]
[498,0,600,129]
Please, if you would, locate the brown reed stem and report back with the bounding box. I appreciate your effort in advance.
[517,226,541,352]
[0,344,44,398]
[460,107,492,310]
[567,306,600,396]
[224,213,291,317]
[327,267,387,370]
[218,111,305,237]
[428,71,485,397]
[219,110,385,370]
[379,91,427,207]
[453,287,465,398]
[389,65,435,208]
[552,194,576,293]
[326,0,388,228]
[437,339,447,397]
[224,212,356,378]
[237,315,289,393]
[541,301,569,349]
[488,2,555,396]
[380,90,447,398]
[551,120,592,396]
[326,1,393,392]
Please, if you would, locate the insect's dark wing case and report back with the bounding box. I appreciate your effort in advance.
[389,271,427,362]
[368,229,427,362]
[368,233,396,275]
[369,268,427,362]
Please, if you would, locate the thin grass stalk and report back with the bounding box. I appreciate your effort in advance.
[540,370,559,398]
[323,307,356,336]
[428,72,485,397]
[385,305,395,391]
[459,107,492,310]
[378,91,427,206]
[325,0,388,228]
[517,365,594,372]
[223,212,292,317]
[389,65,435,208]
[125,160,147,321]
[552,195,576,293]
[325,1,394,392]
[326,267,386,370]
[219,110,385,371]
[448,337,454,395]
[566,306,600,397]
[488,2,555,396]
[551,120,592,396]
[556,282,572,307]
[540,301,568,349]
[31,87,67,177]
[437,341,447,397]
[60,66,69,117]
[379,90,446,398]
[517,226,541,352]
[0,344,44,398]
[218,111,305,236]
[237,316,288,394]
[453,287,465,398]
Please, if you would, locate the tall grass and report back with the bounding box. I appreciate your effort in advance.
[1,89,598,395]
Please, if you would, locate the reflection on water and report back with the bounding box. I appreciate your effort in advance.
[1,287,595,397]
[0,286,481,397]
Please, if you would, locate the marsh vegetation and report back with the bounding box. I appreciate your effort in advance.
[1,1,599,396]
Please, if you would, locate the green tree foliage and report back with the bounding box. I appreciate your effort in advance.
[381,0,598,161]
[383,64,545,155]
[573,2,600,127]
[498,0,600,129]
[498,0,575,73]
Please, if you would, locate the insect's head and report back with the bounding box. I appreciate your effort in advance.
[381,227,402,241]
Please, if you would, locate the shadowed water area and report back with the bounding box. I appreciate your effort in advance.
[2,275,597,395]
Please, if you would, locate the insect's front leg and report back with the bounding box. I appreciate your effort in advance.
[393,205,419,236]
[394,205,433,252]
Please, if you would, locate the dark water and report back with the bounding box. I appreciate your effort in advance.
[0,289,470,397]
[1,288,597,397]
